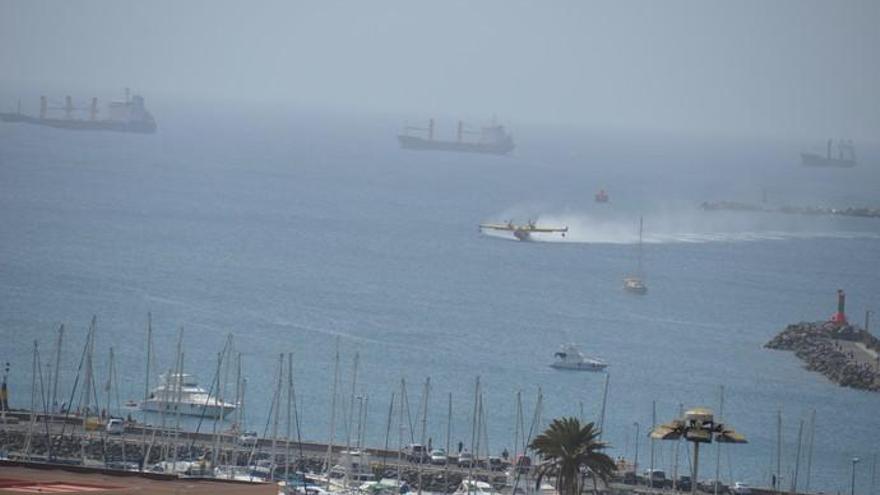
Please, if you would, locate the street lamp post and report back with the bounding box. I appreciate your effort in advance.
[852,457,860,495]
[633,422,640,485]
[651,408,747,495]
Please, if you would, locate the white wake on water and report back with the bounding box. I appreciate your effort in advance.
[482,212,880,244]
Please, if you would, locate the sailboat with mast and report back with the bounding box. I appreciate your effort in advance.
[624,217,647,294]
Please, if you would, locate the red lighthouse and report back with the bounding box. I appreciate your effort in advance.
[830,289,848,326]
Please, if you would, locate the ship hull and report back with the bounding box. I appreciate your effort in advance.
[550,362,607,371]
[800,153,855,168]
[398,135,513,155]
[0,113,156,134]
[140,399,235,419]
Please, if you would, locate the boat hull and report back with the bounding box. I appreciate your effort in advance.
[0,112,156,134]
[800,153,855,168]
[624,277,647,294]
[550,362,607,372]
[398,135,514,155]
[140,400,235,419]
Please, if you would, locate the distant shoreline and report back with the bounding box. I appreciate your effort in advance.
[701,201,880,219]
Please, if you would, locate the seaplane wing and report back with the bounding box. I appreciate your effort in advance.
[527,226,568,233]
[479,223,516,231]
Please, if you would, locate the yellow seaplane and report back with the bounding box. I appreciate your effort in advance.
[478,219,568,241]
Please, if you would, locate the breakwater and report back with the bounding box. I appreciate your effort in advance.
[700,201,880,219]
[765,321,880,391]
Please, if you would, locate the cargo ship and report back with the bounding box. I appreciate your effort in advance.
[801,139,856,167]
[0,89,156,134]
[398,118,514,155]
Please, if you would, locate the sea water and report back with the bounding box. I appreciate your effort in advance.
[1,101,879,492]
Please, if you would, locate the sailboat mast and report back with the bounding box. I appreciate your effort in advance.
[650,399,656,488]
[105,347,113,426]
[81,316,96,465]
[638,216,644,276]
[382,391,395,472]
[25,340,38,458]
[141,313,152,471]
[805,409,816,493]
[513,390,522,459]
[598,373,610,441]
[286,352,293,481]
[776,409,783,495]
[715,385,725,495]
[271,353,283,481]
[397,379,406,490]
[791,418,804,493]
[51,324,63,414]
[357,394,368,450]
[345,352,360,453]
[324,340,341,486]
[468,377,481,494]
[171,344,184,468]
[445,392,452,490]
[417,377,431,495]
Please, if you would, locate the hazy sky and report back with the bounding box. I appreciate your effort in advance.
[1,0,878,139]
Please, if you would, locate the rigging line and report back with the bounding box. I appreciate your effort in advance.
[37,344,54,461]
[57,323,90,444]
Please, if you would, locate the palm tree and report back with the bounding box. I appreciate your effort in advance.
[529,417,616,495]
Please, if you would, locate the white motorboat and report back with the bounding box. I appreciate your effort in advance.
[140,372,236,419]
[550,344,607,371]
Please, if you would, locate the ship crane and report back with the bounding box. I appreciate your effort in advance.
[44,96,99,120]
[403,118,435,140]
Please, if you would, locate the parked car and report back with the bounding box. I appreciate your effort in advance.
[404,443,428,463]
[106,418,125,435]
[644,469,667,486]
[457,450,474,467]
[700,480,728,494]
[731,482,751,495]
[239,431,258,446]
[676,476,692,492]
[430,449,448,465]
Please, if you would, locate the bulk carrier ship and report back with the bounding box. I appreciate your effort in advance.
[801,139,856,168]
[0,89,156,134]
[398,118,514,155]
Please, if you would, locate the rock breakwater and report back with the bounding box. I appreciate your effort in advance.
[765,321,880,392]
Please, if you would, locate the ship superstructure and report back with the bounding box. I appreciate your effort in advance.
[398,118,515,155]
[140,372,236,419]
[0,89,156,134]
[801,139,856,167]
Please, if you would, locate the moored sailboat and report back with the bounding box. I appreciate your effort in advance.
[624,217,648,294]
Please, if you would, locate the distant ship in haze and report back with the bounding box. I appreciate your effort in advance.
[801,139,856,168]
[0,89,156,134]
[398,118,514,155]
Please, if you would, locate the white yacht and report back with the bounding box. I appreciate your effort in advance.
[550,344,607,371]
[140,372,236,419]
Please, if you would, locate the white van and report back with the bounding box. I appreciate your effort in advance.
[106,418,125,435]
